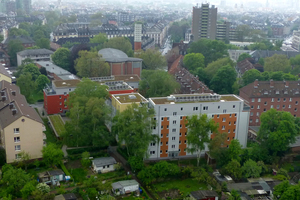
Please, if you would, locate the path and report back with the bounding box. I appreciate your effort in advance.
[108,146,156,199]
[62,145,68,158]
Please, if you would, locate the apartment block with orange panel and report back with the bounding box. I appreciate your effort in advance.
[147,93,250,160]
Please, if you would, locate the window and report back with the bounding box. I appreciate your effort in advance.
[184,140,187,144]
[278,98,280,102]
[264,102,267,105]
[258,98,261,102]
[283,105,286,109]
[193,107,198,111]
[290,98,293,102]
[276,91,279,94]
[153,126,156,130]
[295,108,298,112]
[252,98,255,102]
[222,118,226,122]
[289,105,292,108]
[203,106,208,110]
[234,121,236,125]
[185,132,187,136]
[264,108,266,112]
[179,140,181,144]
[251,105,254,109]
[166,150,168,153]
[173,120,176,124]
[217,115,220,118]
[167,125,169,129]
[166,142,168,145]
[284,98,286,102]
[167,134,169,137]
[271,105,274,108]
[250,119,253,123]
[69,89,71,91]
[15,154,21,160]
[172,145,175,148]
[233,105,236,108]
[229,122,231,125]
[222,126,225,130]
[277,105,280,109]
[271,98,274,102]
[167,117,169,121]
[257,105,260,109]
[160,142,162,146]
[164,108,167,111]
[250,112,253,116]
[160,150,162,154]
[64,92,67,95]
[233,129,236,133]
[150,143,156,146]
[172,137,176,140]
[228,129,230,133]
[154,117,156,121]
[14,137,20,143]
[161,126,163,129]
[161,117,163,121]
[180,116,183,120]
[59,96,62,99]
[296,101,299,105]
[180,124,182,128]
[15,145,21,151]
[227,137,230,141]
[14,128,19,133]
[181,107,183,111]
[59,102,62,105]
[257,112,259,116]
[161,134,163,137]
[179,132,182,136]
[223,109,227,113]
[218,105,220,109]
[230,114,232,117]
[150,151,155,155]
[256,119,259,123]
[179,149,181,152]
[60,108,62,111]
[172,128,176,132]
[173,112,177,116]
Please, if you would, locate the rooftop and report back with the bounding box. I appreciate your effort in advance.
[0,65,12,78]
[53,79,81,88]
[17,48,54,56]
[150,94,240,105]
[114,74,141,82]
[103,81,133,91]
[113,93,148,104]
[112,180,139,190]
[93,157,117,167]
[36,61,78,80]
[98,48,142,63]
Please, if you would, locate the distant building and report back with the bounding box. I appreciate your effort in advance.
[16,0,32,14]
[239,80,300,126]
[192,3,217,41]
[236,58,263,78]
[117,12,135,23]
[0,80,45,163]
[98,48,142,77]
[292,30,300,51]
[0,49,10,67]
[228,49,252,62]
[2,35,35,51]
[250,50,300,62]
[92,157,117,173]
[17,49,54,66]
[271,24,284,37]
[216,21,231,41]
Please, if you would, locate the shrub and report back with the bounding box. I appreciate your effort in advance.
[60,163,72,177]
[277,168,290,179]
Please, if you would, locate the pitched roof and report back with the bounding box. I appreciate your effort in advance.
[250,50,300,60]
[239,80,300,98]
[2,35,35,45]
[0,65,12,78]
[112,180,139,189]
[190,190,218,199]
[17,49,54,56]
[0,80,43,128]
[48,169,64,176]
[98,48,142,63]
[92,157,117,167]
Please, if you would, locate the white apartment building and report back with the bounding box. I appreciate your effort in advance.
[147,93,250,160]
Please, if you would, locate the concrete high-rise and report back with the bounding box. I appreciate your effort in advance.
[192,3,217,41]
[16,0,31,14]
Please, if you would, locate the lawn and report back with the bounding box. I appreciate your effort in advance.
[97,170,126,180]
[48,115,66,137]
[29,90,44,104]
[42,118,58,144]
[70,168,88,183]
[152,178,207,196]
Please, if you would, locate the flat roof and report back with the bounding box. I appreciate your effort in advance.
[53,79,81,88]
[150,94,240,105]
[103,81,133,91]
[113,93,148,104]
[114,74,141,82]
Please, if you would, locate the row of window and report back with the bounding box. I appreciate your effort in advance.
[150,148,187,155]
[159,114,237,122]
[221,127,236,133]
[163,105,237,112]
[252,98,296,103]
[160,132,187,137]
[251,105,298,111]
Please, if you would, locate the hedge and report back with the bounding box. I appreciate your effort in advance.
[66,146,108,155]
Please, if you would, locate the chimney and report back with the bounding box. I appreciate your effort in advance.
[285,80,289,88]
[270,79,274,88]
[202,86,205,93]
[11,91,16,96]
[12,109,17,115]
[254,79,259,88]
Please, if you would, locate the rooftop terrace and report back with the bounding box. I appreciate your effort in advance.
[150,94,240,105]
[113,93,148,104]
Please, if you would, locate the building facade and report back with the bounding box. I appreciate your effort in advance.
[17,49,54,66]
[0,80,45,163]
[239,80,300,126]
[147,94,249,160]
[192,3,217,41]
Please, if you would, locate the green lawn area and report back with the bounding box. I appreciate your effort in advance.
[42,118,58,144]
[29,90,44,104]
[97,170,126,180]
[49,115,66,136]
[70,168,87,183]
[152,178,207,196]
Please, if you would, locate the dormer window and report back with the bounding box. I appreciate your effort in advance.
[264,91,268,95]
[284,91,288,94]
[295,91,299,95]
[276,91,279,94]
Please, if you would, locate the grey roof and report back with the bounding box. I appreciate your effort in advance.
[0,65,12,78]
[2,35,35,45]
[17,49,54,56]
[63,193,77,200]
[36,61,78,80]
[48,169,64,176]
[93,157,117,167]
[190,190,218,199]
[112,180,139,190]
[98,48,142,63]
[250,50,300,60]
[249,126,260,133]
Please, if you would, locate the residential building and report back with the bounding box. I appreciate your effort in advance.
[112,180,139,195]
[239,80,300,126]
[43,79,81,115]
[236,58,263,78]
[147,93,249,160]
[0,65,12,83]
[35,61,78,81]
[117,12,135,23]
[0,49,10,67]
[17,49,54,66]
[0,80,45,163]
[216,21,231,41]
[292,30,300,51]
[98,48,142,77]
[228,50,252,62]
[92,157,117,173]
[250,50,300,62]
[185,28,192,42]
[54,194,77,200]
[192,3,217,41]
[16,0,32,14]
[1,35,35,51]
[190,190,218,200]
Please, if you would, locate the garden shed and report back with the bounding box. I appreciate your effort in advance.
[112,180,140,195]
[92,157,117,173]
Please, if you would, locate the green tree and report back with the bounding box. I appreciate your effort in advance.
[23,63,41,80]
[42,143,64,167]
[103,37,133,57]
[210,65,237,94]
[242,69,262,86]
[1,164,30,197]
[35,75,50,91]
[75,50,110,77]
[228,189,242,200]
[128,156,144,172]
[258,57,265,66]
[258,109,299,157]
[280,184,300,200]
[224,159,242,180]
[9,27,29,37]
[204,57,234,81]
[51,47,71,71]
[273,180,291,199]
[8,39,24,66]
[17,73,36,101]
[242,159,262,178]
[208,132,228,166]
[264,54,291,72]
[186,114,218,167]
[188,39,229,66]
[112,103,157,158]
[18,151,31,171]
[227,139,242,162]
[183,53,205,73]
[237,53,251,63]
[36,38,50,49]
[21,181,36,199]
[138,48,167,70]
[138,70,180,98]
[36,183,50,194]
[90,33,107,44]
[62,41,80,49]
[81,151,91,168]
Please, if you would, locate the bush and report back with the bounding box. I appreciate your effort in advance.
[117,147,129,160]
[277,168,290,179]
[60,163,72,177]
[273,174,288,181]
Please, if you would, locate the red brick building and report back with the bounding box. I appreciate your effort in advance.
[98,48,142,77]
[239,79,300,126]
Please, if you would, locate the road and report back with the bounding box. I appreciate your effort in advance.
[160,35,172,55]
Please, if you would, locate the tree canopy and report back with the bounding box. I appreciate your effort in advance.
[186,114,218,166]
[138,70,180,98]
[8,39,24,66]
[112,103,157,158]
[103,37,133,57]
[264,54,291,72]
[51,47,72,71]
[204,57,234,82]
[237,53,251,63]
[242,159,262,178]
[137,49,167,70]
[183,53,205,73]
[42,143,64,167]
